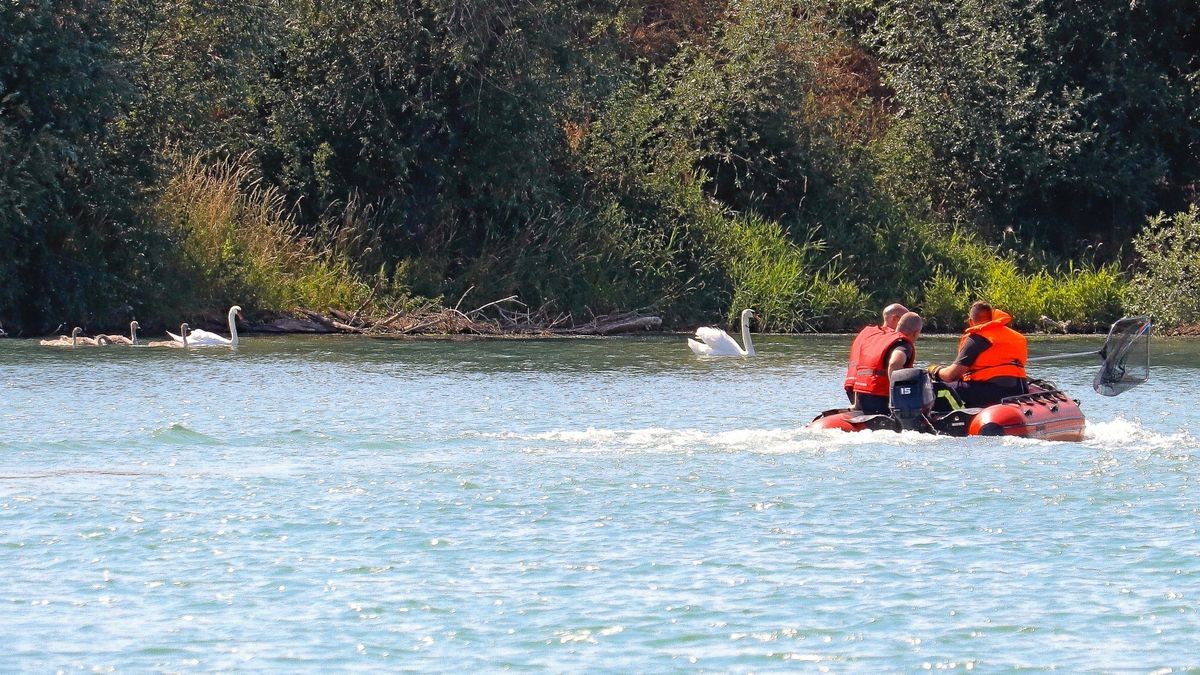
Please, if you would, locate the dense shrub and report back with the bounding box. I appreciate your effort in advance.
[1127,206,1200,328]
[864,0,1200,253]
[0,0,160,332]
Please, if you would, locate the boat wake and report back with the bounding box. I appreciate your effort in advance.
[484,425,968,454]
[1082,417,1198,451]
[480,417,1198,454]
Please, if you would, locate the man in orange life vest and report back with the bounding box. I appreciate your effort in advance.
[850,311,924,415]
[927,301,1028,408]
[843,303,909,403]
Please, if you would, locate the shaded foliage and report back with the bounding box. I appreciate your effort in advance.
[6,0,1198,333]
[0,0,162,331]
[256,0,606,267]
[1128,206,1200,328]
[864,0,1200,254]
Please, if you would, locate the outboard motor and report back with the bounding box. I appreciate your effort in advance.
[889,367,934,431]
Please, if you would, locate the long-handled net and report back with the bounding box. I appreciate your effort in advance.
[1026,315,1152,396]
[1093,316,1151,396]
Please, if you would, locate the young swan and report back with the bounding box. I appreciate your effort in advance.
[148,323,189,348]
[40,327,84,348]
[100,320,140,345]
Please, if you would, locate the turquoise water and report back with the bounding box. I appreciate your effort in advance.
[1,334,1198,670]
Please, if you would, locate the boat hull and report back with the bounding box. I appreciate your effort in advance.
[809,385,1085,442]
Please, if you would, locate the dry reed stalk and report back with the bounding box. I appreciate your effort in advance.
[296,297,661,337]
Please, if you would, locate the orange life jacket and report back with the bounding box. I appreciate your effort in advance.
[852,330,915,396]
[958,309,1027,381]
[844,324,889,390]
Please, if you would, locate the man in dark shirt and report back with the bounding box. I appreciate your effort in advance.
[929,302,1027,408]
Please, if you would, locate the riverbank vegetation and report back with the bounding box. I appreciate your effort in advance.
[2,0,1197,334]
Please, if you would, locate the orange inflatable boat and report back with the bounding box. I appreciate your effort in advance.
[809,369,1086,442]
[809,316,1156,442]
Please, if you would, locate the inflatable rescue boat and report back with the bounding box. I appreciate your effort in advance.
[809,315,1152,442]
[809,368,1086,442]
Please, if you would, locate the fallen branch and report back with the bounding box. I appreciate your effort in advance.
[292,299,661,337]
[331,320,367,333]
[466,295,521,319]
[557,312,662,335]
[299,309,339,331]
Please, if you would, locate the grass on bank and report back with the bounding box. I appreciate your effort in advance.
[721,214,869,331]
[155,155,375,316]
[912,224,1125,332]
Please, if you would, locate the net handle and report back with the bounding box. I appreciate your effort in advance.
[1026,315,1151,363]
[1027,349,1098,363]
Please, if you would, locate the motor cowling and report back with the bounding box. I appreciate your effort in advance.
[889,368,934,431]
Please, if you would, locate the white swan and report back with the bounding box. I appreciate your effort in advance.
[688,308,758,356]
[149,323,188,348]
[100,320,139,345]
[178,305,242,347]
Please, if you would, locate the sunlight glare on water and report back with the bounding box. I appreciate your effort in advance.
[1,334,1198,670]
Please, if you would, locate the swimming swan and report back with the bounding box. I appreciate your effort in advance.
[40,328,109,347]
[100,320,139,345]
[688,309,758,357]
[40,327,84,348]
[149,324,188,348]
[178,306,242,347]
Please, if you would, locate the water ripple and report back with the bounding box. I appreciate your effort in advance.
[0,335,1198,670]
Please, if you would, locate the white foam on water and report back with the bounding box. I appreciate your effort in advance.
[1082,416,1198,451]
[480,418,1199,455]
[481,425,960,455]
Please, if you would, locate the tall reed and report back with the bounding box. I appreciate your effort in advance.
[155,155,371,313]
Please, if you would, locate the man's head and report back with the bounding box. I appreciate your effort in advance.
[882,303,909,330]
[969,301,993,326]
[896,311,923,341]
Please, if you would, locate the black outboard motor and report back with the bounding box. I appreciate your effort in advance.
[889,368,934,431]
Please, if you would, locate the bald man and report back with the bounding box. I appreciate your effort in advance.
[850,312,924,414]
[844,303,909,403]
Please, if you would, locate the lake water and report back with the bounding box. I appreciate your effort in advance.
[1,333,1198,670]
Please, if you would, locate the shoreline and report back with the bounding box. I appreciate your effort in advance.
[5,306,1187,339]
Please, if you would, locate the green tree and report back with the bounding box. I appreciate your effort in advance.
[108,0,278,162]
[865,0,1200,255]
[0,0,154,331]
[256,2,607,263]
[1128,206,1200,328]
[1036,0,1200,250]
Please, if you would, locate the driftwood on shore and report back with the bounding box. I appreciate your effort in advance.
[274,296,661,337]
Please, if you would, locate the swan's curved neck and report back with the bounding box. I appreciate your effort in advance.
[741,314,755,356]
[228,309,239,346]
